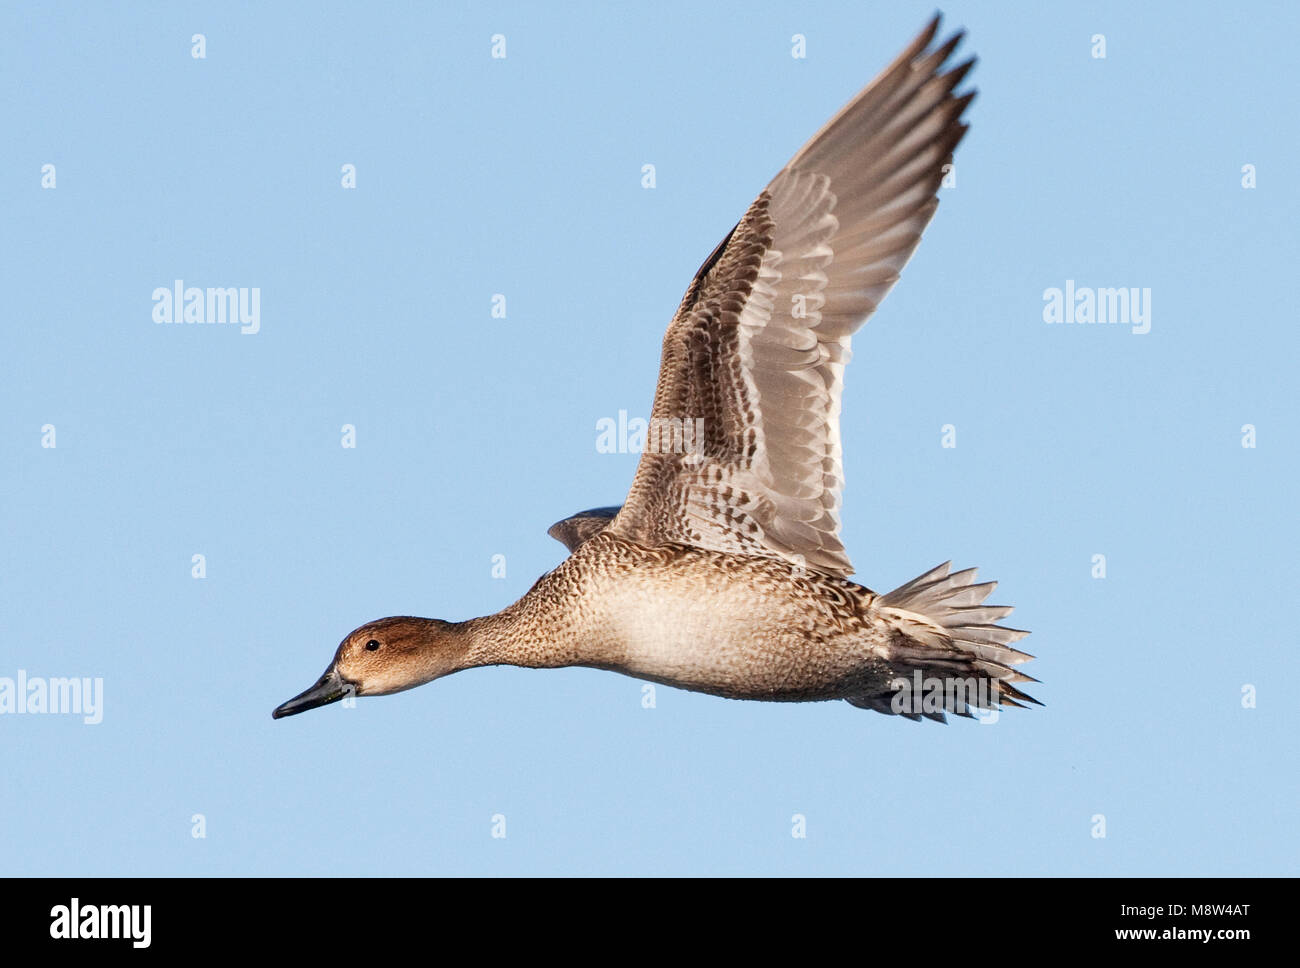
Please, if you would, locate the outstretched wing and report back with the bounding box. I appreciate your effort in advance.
[607,16,974,578]
[547,506,622,553]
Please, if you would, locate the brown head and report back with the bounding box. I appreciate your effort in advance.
[272,616,469,719]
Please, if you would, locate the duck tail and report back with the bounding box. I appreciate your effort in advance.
[847,562,1038,722]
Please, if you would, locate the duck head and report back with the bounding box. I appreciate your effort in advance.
[272,616,467,719]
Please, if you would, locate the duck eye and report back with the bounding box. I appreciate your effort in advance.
[365,639,381,651]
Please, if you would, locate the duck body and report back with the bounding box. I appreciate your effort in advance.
[490,532,888,703]
[461,528,1035,719]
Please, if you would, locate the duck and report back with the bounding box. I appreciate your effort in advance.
[274,15,1038,724]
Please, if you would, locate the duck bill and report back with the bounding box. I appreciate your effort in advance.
[273,669,352,719]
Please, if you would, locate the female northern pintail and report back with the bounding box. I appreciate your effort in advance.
[275,16,1037,723]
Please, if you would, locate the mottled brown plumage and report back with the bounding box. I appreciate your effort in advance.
[610,17,976,579]
[274,15,1038,725]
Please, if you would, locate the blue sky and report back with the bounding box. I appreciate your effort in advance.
[2,1,1296,876]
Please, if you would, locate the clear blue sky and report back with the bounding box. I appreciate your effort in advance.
[2,1,1296,876]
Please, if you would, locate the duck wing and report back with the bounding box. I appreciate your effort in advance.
[547,506,622,553]
[606,15,975,578]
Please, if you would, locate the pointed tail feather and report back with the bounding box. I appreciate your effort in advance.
[848,562,1038,722]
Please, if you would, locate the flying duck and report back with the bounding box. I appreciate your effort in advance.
[274,15,1037,724]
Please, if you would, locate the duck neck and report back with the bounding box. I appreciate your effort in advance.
[455,598,583,671]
